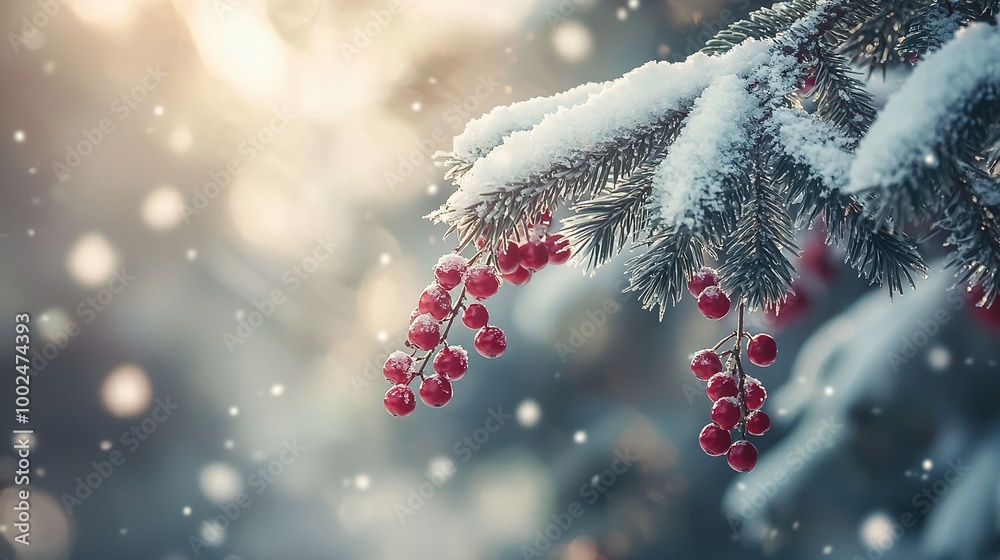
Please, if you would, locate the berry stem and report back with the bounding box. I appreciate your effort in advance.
[732,300,749,440]
[415,285,469,379]
[712,332,737,352]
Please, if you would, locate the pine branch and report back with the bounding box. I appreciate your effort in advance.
[625,230,706,319]
[803,49,876,141]
[837,1,921,74]
[719,151,798,311]
[701,0,816,56]
[940,164,1000,305]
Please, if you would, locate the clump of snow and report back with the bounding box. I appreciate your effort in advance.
[445,345,468,360]
[385,351,413,371]
[451,81,608,162]
[655,74,758,232]
[411,313,440,333]
[770,107,854,193]
[434,253,468,273]
[848,23,1000,193]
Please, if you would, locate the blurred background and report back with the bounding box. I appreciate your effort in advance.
[2,1,1000,559]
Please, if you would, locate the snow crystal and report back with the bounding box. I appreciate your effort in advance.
[771,107,854,192]
[451,81,607,162]
[655,74,757,232]
[386,350,413,371]
[848,24,1000,192]
[410,313,439,333]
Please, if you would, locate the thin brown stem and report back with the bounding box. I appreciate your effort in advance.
[732,300,748,440]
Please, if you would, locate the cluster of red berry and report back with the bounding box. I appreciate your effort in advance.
[382,214,572,417]
[687,267,778,472]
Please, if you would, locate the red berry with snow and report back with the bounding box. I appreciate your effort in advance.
[744,380,766,410]
[407,314,441,351]
[384,385,416,417]
[465,265,501,300]
[747,334,777,367]
[418,283,452,320]
[433,254,467,290]
[418,375,453,407]
[699,423,732,456]
[383,351,415,385]
[474,325,506,358]
[519,240,549,271]
[462,303,489,329]
[496,242,522,275]
[697,286,731,320]
[746,410,770,436]
[545,234,571,265]
[727,440,758,472]
[711,397,742,430]
[409,307,419,324]
[690,349,724,381]
[707,373,739,401]
[687,267,719,296]
[502,266,531,286]
[433,346,469,380]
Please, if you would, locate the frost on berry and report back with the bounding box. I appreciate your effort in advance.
[383,351,415,385]
[691,349,723,380]
[519,240,549,271]
[433,254,468,290]
[706,373,738,401]
[434,345,469,380]
[697,285,731,320]
[465,264,501,300]
[687,266,719,297]
[744,379,767,410]
[462,303,489,329]
[418,283,453,320]
[384,385,416,417]
[474,325,506,358]
[699,423,732,456]
[408,313,441,351]
[711,397,741,430]
[419,375,453,407]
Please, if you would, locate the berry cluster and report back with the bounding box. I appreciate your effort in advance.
[383,213,572,417]
[687,267,778,473]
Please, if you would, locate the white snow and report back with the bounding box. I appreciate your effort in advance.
[434,253,468,273]
[451,81,608,162]
[385,350,413,371]
[770,106,854,193]
[655,74,758,232]
[848,23,1000,193]
[438,39,775,223]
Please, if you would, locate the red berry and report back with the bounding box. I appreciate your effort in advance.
[474,325,506,358]
[409,307,420,324]
[433,346,469,380]
[462,303,489,329]
[687,267,719,296]
[407,314,441,351]
[433,254,467,290]
[797,66,818,96]
[747,334,777,367]
[746,410,770,436]
[519,240,549,271]
[418,283,452,320]
[465,265,501,300]
[690,349,723,381]
[502,266,531,286]
[384,385,416,417]
[418,375,453,407]
[707,373,738,401]
[699,423,732,456]
[383,351,414,385]
[697,286,731,320]
[545,234,571,265]
[711,397,741,430]
[726,440,758,472]
[744,380,766,410]
[496,242,522,275]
